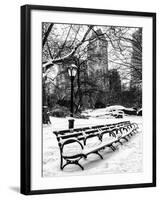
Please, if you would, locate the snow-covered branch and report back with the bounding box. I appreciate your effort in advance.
[43,25,94,72]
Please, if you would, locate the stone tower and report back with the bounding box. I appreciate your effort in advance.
[87,29,109,90]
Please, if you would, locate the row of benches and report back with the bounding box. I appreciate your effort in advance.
[53,121,139,170]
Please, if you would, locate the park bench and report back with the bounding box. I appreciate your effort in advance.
[53,121,139,170]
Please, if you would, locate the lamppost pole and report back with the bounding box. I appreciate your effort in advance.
[70,76,74,117]
[67,64,77,129]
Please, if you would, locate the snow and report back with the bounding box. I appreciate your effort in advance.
[43,115,143,177]
[81,105,135,118]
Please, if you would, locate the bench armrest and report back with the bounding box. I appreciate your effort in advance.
[61,138,84,152]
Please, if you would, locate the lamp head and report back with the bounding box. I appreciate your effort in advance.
[67,64,77,77]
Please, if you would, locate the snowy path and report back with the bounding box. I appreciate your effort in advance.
[43,116,143,177]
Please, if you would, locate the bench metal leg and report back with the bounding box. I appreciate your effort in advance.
[87,151,103,159]
[76,161,84,170]
[60,155,63,170]
[61,161,69,170]
[61,156,84,170]
[118,140,123,145]
[133,130,137,134]
[94,152,103,159]
[123,137,128,142]
[110,145,116,151]
[61,160,84,170]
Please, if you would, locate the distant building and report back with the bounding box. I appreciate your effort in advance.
[130,28,142,90]
[87,29,109,91]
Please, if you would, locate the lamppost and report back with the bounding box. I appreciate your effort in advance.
[67,64,77,128]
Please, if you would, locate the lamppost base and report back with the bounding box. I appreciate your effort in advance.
[68,118,75,129]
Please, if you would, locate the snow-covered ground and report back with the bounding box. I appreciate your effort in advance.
[42,115,143,177]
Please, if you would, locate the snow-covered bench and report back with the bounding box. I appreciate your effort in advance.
[118,122,139,142]
[53,121,138,170]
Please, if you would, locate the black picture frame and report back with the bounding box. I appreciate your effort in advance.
[21,4,156,195]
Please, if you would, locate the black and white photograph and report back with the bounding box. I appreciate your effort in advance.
[20,5,156,194]
[42,22,143,177]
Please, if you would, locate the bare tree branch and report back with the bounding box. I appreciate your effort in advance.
[42,23,54,47]
[43,25,94,72]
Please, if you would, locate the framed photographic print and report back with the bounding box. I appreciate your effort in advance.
[21,4,156,195]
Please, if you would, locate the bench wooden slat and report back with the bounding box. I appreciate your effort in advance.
[82,138,118,155]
